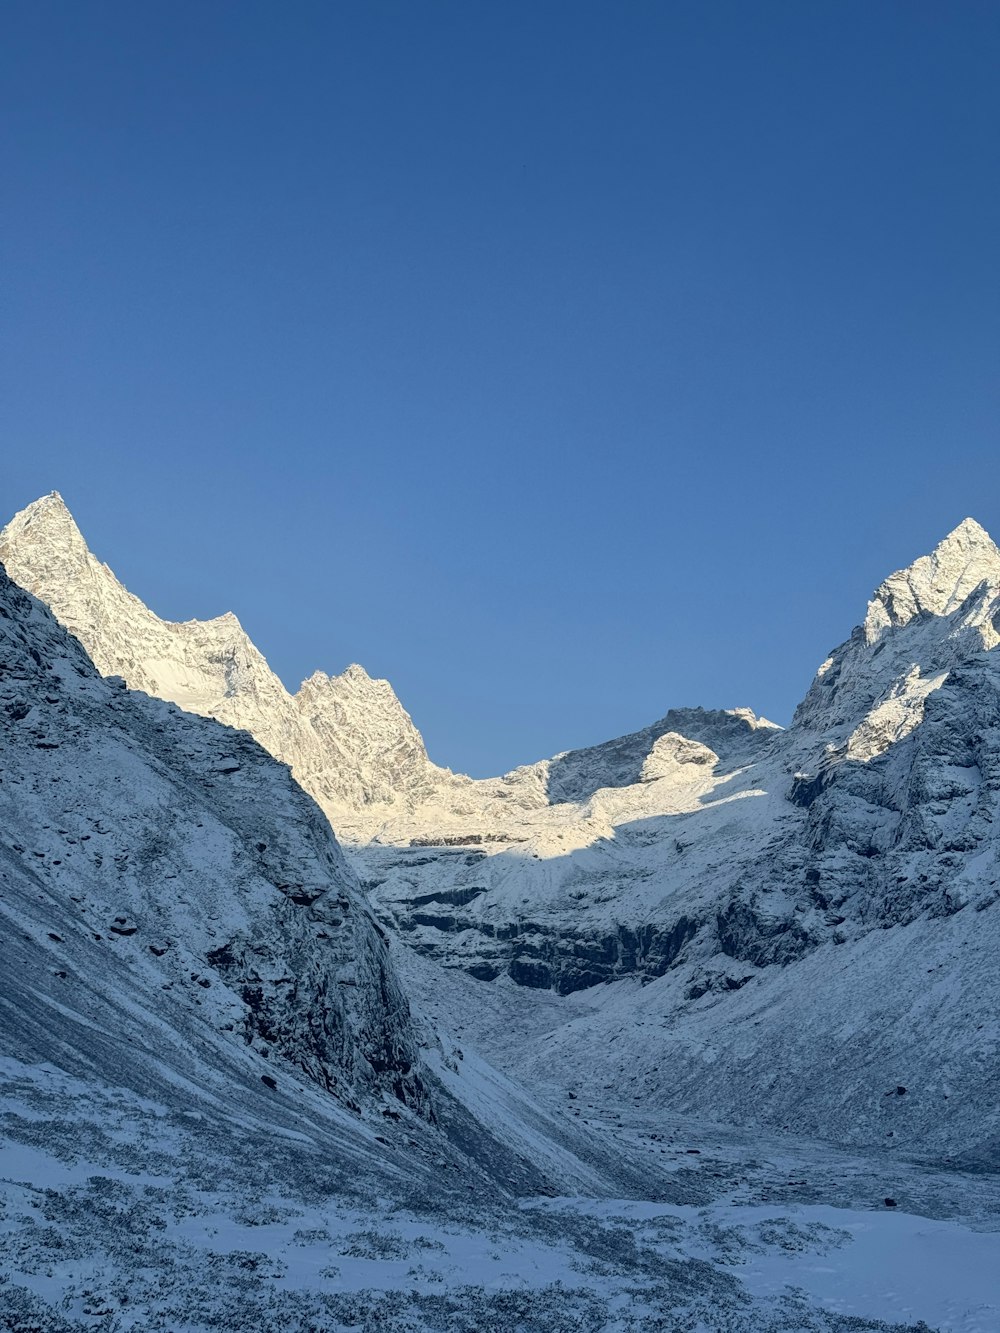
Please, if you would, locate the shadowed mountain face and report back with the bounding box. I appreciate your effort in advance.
[0,558,427,1114]
[5,495,1000,1159]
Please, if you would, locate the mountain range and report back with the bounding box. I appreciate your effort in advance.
[2,491,998,1330]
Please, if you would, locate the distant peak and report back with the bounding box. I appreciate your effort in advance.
[934,516,996,553]
[864,516,1000,642]
[0,492,91,570]
[186,609,246,635]
[297,663,380,696]
[725,707,782,731]
[23,489,64,508]
[301,669,331,688]
[10,490,79,530]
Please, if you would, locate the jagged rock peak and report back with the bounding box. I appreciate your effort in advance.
[296,662,432,785]
[343,661,373,681]
[864,517,1000,643]
[1,493,247,635]
[197,608,244,630]
[14,488,71,517]
[298,662,416,713]
[0,493,295,744]
[11,489,74,522]
[0,494,451,834]
[1,490,91,568]
[300,662,381,691]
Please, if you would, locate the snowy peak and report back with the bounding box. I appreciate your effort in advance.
[300,662,399,702]
[295,663,435,812]
[0,495,292,733]
[7,489,78,530]
[543,705,779,806]
[794,517,1000,748]
[298,662,418,724]
[863,516,1000,643]
[0,493,794,845]
[12,490,1000,868]
[1,491,94,578]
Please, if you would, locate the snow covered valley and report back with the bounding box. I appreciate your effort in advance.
[1,495,999,1330]
[3,1053,998,1331]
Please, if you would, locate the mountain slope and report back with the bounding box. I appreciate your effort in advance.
[369,520,1000,1158]
[0,557,428,1114]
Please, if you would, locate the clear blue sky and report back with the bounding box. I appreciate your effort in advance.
[2,2,998,775]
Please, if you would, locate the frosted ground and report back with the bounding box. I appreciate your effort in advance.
[3,1052,998,1331]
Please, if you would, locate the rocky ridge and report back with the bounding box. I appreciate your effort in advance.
[0,493,780,853]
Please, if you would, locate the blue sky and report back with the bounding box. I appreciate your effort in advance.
[2,1,998,775]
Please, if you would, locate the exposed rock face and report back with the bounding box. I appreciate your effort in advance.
[0,557,427,1113]
[356,705,782,993]
[545,706,778,803]
[296,665,432,810]
[641,732,718,783]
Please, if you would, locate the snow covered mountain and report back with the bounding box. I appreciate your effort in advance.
[366,518,1000,1159]
[0,493,779,844]
[3,497,1000,1329]
[0,492,451,838]
[7,528,973,1332]
[5,494,1000,1164]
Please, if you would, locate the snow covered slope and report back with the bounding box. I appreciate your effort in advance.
[0,557,428,1114]
[12,1039,994,1333]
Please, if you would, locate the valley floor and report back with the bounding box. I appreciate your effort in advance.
[2,1051,998,1333]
